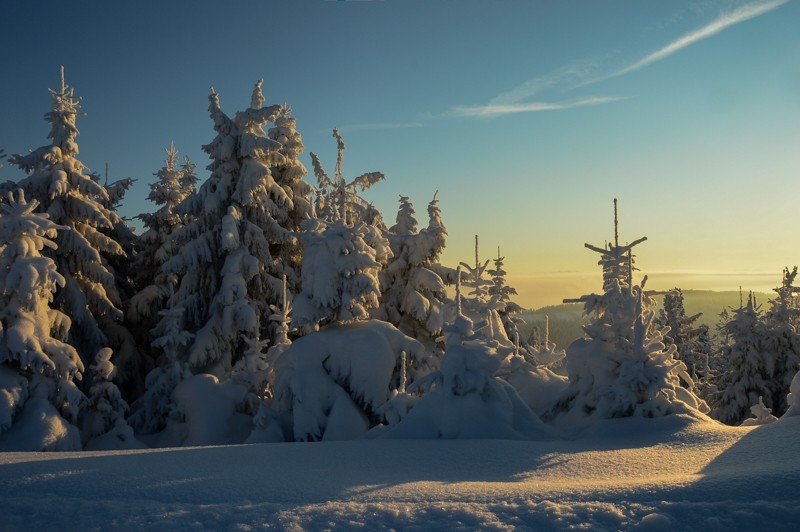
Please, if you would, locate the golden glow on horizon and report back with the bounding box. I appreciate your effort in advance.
[509,270,782,309]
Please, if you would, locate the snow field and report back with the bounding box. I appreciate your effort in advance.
[2,413,798,530]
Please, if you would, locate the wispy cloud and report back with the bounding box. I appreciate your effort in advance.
[450,0,786,120]
[488,59,600,106]
[605,0,788,80]
[336,122,423,132]
[450,96,623,118]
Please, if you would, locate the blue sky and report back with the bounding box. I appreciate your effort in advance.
[1,0,798,307]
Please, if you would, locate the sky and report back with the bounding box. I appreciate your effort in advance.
[0,0,798,308]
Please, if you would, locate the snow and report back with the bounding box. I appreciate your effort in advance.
[1,413,798,529]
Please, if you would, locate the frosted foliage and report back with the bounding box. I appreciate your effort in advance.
[762,267,800,415]
[0,190,87,442]
[659,288,706,382]
[384,277,551,440]
[292,219,388,328]
[526,318,565,368]
[310,129,385,225]
[713,295,781,425]
[740,396,778,426]
[130,306,193,434]
[266,106,315,294]
[82,348,132,445]
[375,194,450,355]
[247,274,293,399]
[9,76,124,356]
[459,236,493,313]
[557,280,707,422]
[129,143,197,324]
[553,216,707,423]
[0,389,82,451]
[0,366,27,432]
[272,320,425,441]
[487,249,526,347]
[164,81,308,375]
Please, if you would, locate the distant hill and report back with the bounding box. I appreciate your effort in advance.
[518,289,773,351]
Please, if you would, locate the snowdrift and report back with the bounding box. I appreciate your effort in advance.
[2,413,798,530]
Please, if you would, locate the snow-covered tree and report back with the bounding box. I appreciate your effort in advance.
[9,70,125,362]
[266,105,315,296]
[129,299,193,435]
[291,218,389,329]
[374,193,451,360]
[551,200,708,423]
[763,267,800,415]
[458,236,514,348]
[529,316,566,367]
[659,288,706,384]
[310,128,384,225]
[272,319,425,442]
[488,246,526,346]
[129,143,197,329]
[382,269,551,440]
[459,235,493,316]
[712,294,776,425]
[270,133,440,441]
[291,136,392,330]
[740,395,778,426]
[81,347,138,449]
[91,170,152,401]
[0,189,85,450]
[164,81,299,376]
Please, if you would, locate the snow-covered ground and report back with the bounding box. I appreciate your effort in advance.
[2,413,798,531]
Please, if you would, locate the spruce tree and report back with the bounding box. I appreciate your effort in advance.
[9,70,124,361]
[164,81,300,376]
[713,293,777,425]
[488,247,526,347]
[762,267,800,415]
[459,235,511,346]
[81,347,135,448]
[309,128,384,225]
[0,190,85,449]
[129,143,197,328]
[375,193,451,359]
[266,106,315,296]
[552,199,708,421]
[659,288,706,384]
[129,298,193,434]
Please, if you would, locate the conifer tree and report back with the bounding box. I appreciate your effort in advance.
[459,235,511,346]
[0,190,85,449]
[659,288,706,384]
[164,81,300,376]
[293,129,392,330]
[309,129,384,225]
[382,268,548,439]
[129,143,197,328]
[129,298,193,434]
[713,293,777,424]
[81,347,135,447]
[375,193,451,358]
[763,267,800,414]
[9,70,124,361]
[552,199,707,421]
[266,106,315,296]
[92,169,151,400]
[488,246,526,347]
